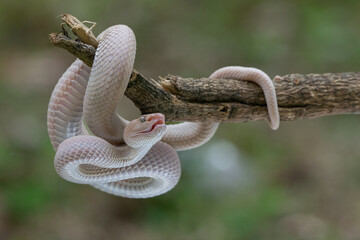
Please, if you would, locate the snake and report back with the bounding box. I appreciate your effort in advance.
[47,24,280,198]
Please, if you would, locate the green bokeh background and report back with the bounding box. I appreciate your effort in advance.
[0,0,360,239]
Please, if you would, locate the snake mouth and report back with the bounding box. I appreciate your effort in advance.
[140,114,165,133]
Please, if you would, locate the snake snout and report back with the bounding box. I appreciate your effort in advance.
[146,113,165,124]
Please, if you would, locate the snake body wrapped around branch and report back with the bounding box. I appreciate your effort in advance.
[47,24,280,198]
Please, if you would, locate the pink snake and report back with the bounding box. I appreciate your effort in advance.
[47,25,280,198]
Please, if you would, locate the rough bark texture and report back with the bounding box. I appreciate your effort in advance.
[127,71,360,122]
[49,26,360,123]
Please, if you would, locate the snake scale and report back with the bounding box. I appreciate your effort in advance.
[47,25,280,198]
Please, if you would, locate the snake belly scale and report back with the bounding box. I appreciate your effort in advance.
[47,24,280,198]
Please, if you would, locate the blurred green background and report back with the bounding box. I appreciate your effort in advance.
[0,0,360,239]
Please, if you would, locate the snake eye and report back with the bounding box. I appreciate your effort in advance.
[139,116,146,123]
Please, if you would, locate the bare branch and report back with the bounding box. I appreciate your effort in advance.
[49,14,360,123]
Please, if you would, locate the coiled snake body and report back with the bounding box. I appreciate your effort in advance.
[47,25,280,198]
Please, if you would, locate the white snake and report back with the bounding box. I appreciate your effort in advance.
[47,25,280,198]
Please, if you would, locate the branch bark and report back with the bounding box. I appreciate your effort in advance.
[49,16,360,123]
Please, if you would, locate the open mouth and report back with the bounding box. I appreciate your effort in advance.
[140,115,165,133]
[148,119,165,132]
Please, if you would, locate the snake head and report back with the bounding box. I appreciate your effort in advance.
[124,113,167,147]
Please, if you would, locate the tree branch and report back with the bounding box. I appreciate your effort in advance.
[49,14,360,123]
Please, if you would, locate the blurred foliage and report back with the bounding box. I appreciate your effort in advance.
[0,0,360,239]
